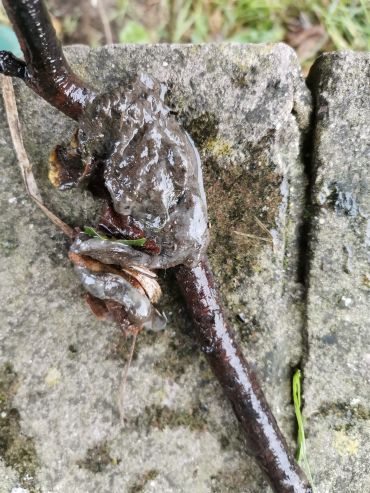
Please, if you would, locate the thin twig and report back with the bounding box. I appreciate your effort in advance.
[118,326,139,423]
[1,75,74,239]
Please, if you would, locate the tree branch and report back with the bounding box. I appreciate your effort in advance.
[1,0,95,120]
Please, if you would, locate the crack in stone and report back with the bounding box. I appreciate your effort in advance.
[292,72,319,395]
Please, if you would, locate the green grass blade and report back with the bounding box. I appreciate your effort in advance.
[114,238,147,246]
[84,226,101,238]
[83,226,146,247]
[293,369,304,462]
[292,369,314,489]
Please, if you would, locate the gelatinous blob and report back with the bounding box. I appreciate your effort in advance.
[56,74,209,267]
[71,236,155,268]
[74,265,166,331]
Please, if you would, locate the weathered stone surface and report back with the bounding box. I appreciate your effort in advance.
[0,44,311,492]
[305,52,370,492]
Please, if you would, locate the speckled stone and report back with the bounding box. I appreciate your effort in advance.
[304,52,370,493]
[0,43,312,493]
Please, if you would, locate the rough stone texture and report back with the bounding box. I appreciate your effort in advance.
[1,43,311,492]
[304,53,370,492]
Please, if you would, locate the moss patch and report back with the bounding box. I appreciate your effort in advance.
[151,289,214,382]
[129,404,208,432]
[128,469,159,493]
[238,315,264,345]
[180,109,281,290]
[210,468,253,493]
[204,138,233,157]
[184,112,219,147]
[361,274,370,289]
[203,133,281,288]
[318,401,370,430]
[179,106,282,291]
[76,441,118,473]
[0,363,39,492]
[106,329,141,362]
[154,331,213,382]
[0,237,19,257]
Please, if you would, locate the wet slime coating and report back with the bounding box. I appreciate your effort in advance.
[0,1,312,492]
[176,261,312,493]
[54,73,210,331]
[62,75,209,270]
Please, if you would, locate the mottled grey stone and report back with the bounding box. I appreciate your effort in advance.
[305,52,370,492]
[0,43,311,492]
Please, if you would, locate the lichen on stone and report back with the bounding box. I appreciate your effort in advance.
[0,363,39,492]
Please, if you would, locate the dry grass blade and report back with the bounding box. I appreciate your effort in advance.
[127,264,157,279]
[1,75,74,239]
[122,266,162,303]
[233,230,272,243]
[254,215,273,238]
